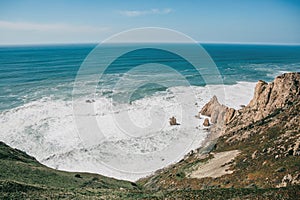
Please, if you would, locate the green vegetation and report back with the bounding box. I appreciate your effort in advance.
[0,141,139,199]
[1,140,300,199]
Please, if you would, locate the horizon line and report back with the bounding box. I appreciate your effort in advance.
[0,41,300,47]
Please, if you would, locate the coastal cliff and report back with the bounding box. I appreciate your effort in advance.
[200,73,300,158]
[201,72,300,142]
[138,72,300,196]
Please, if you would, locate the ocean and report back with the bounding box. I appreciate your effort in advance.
[0,43,299,180]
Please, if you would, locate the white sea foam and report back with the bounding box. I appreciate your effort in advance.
[0,82,256,181]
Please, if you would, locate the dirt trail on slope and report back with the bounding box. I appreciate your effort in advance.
[189,150,240,179]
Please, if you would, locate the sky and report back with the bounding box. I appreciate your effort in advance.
[0,0,299,45]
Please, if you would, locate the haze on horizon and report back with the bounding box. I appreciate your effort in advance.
[0,0,299,45]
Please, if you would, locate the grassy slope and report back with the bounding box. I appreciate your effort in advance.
[0,141,141,199]
[1,141,300,199]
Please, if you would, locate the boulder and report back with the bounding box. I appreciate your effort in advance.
[203,118,210,127]
[169,116,178,126]
[75,174,82,178]
[85,99,95,103]
[224,107,236,124]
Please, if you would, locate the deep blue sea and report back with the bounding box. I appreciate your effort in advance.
[0,43,299,111]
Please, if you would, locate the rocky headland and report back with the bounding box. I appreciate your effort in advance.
[138,72,300,196]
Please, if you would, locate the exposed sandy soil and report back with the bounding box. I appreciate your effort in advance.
[189,150,240,179]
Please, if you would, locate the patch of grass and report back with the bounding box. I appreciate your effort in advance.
[0,141,136,192]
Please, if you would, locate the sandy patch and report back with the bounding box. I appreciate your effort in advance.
[189,150,240,179]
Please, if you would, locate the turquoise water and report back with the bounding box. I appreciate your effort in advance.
[0,43,299,111]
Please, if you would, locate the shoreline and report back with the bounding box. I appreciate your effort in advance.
[0,82,255,181]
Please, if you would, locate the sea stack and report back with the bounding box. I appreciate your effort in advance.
[169,116,178,125]
[203,118,210,126]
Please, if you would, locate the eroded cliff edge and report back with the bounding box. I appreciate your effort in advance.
[202,72,299,145]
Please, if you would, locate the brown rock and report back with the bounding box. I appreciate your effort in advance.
[200,96,219,117]
[248,73,300,122]
[222,72,299,140]
[197,72,300,149]
[200,96,228,124]
[169,116,178,126]
[224,107,236,124]
[203,118,210,126]
[251,150,258,159]
[293,141,300,156]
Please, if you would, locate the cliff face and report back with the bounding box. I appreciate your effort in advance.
[243,72,299,124]
[201,72,300,142]
[139,72,300,191]
[249,73,300,111]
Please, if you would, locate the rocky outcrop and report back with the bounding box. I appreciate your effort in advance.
[200,72,300,140]
[169,116,179,126]
[224,72,300,140]
[247,73,300,122]
[200,96,219,117]
[139,73,300,191]
[277,173,300,188]
[224,108,236,124]
[203,118,210,127]
[200,96,237,126]
[200,96,226,124]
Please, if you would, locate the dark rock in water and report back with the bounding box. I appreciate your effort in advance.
[85,99,95,103]
[203,118,210,126]
[169,116,179,125]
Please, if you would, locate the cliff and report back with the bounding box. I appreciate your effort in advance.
[201,72,300,146]
[138,72,300,197]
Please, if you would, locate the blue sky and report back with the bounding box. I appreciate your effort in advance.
[0,0,299,44]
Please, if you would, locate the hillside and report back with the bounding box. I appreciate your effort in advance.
[1,73,300,199]
[0,141,143,199]
[137,73,300,198]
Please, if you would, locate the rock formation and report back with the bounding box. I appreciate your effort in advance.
[169,116,178,126]
[200,72,300,141]
[200,96,237,125]
[200,96,225,124]
[140,73,300,191]
[203,118,210,126]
